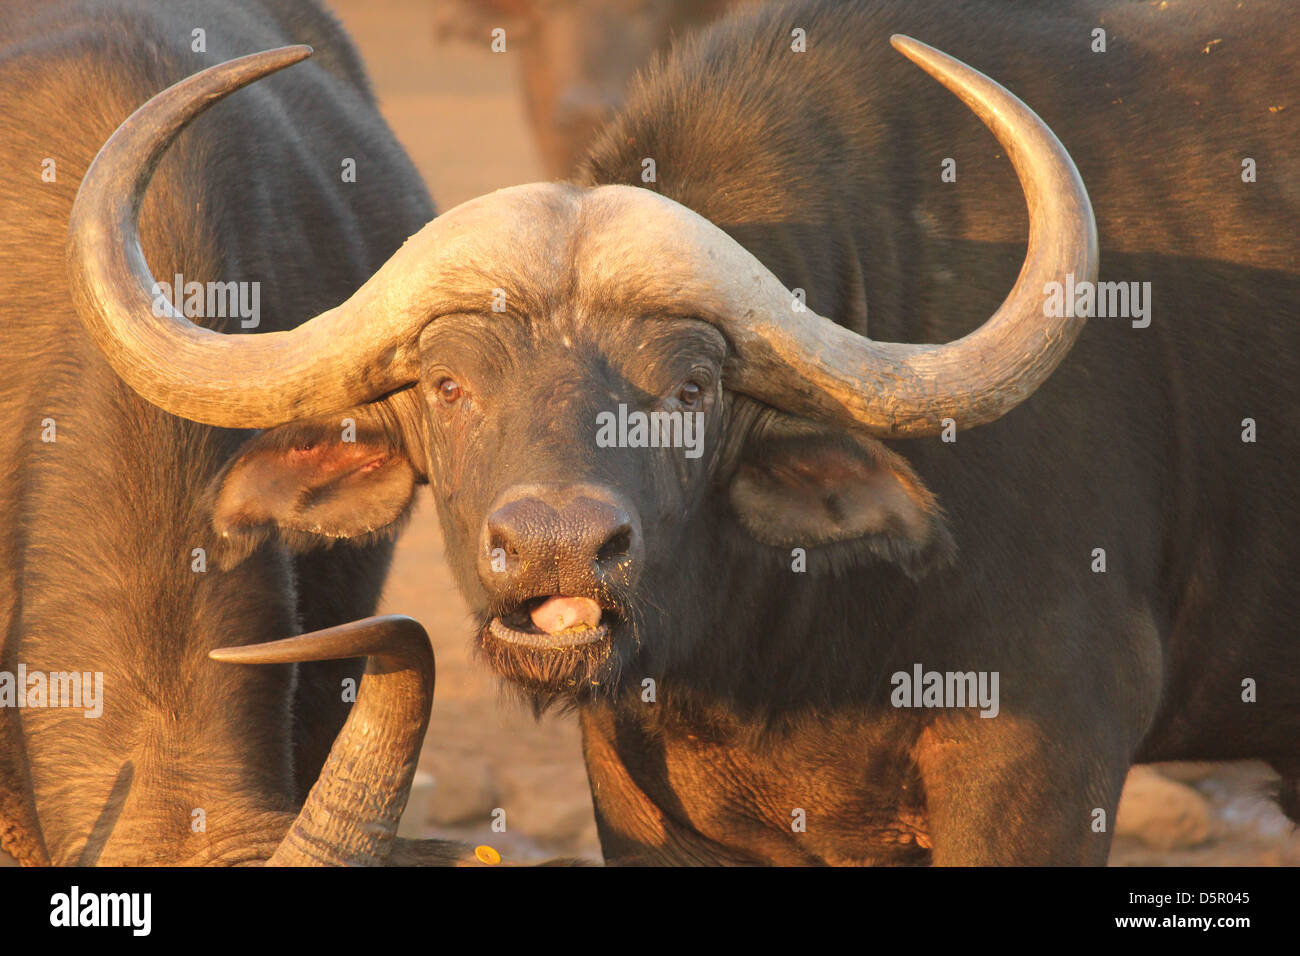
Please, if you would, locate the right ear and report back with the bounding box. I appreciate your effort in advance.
[208,412,420,569]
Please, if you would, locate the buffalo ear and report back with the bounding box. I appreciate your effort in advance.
[209,415,419,569]
[727,415,954,576]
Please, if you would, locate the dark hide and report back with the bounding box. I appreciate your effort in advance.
[570,0,1300,864]
[240,0,1299,864]
[0,0,432,864]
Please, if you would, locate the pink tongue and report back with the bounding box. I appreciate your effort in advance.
[529,596,603,635]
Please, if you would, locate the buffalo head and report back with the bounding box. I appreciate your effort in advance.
[67,42,1096,707]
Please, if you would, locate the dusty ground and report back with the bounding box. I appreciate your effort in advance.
[331,0,1298,865]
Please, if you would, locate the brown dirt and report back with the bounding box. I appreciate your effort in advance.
[330,0,1297,866]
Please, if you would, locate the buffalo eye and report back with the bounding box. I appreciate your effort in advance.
[677,382,702,407]
[438,378,463,404]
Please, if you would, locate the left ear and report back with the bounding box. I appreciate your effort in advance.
[208,413,419,569]
[728,413,954,576]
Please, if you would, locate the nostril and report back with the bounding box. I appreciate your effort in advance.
[488,530,517,559]
[596,526,633,566]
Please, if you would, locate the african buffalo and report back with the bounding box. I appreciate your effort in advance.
[72,0,1298,865]
[0,0,471,865]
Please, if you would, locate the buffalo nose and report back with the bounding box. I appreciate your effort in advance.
[478,485,643,597]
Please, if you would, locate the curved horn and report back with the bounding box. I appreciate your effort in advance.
[72,38,1095,439]
[211,615,434,867]
[598,35,1097,437]
[743,35,1098,435]
[66,47,434,428]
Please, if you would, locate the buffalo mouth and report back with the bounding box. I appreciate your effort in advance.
[478,595,623,702]
[487,596,615,650]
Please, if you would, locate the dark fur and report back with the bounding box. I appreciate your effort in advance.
[0,0,433,864]
[235,0,1297,865]
[563,0,1300,864]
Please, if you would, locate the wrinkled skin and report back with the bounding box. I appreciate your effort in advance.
[229,0,1298,864]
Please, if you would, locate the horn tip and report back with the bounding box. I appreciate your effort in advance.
[253,45,313,70]
[889,34,937,66]
[270,44,313,67]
